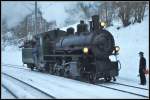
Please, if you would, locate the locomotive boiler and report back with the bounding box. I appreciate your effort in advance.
[21,15,120,83]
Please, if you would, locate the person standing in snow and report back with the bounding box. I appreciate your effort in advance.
[138,52,146,85]
[32,40,38,66]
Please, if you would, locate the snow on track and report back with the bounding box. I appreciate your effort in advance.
[98,83,149,98]
[110,82,148,90]
[2,77,35,99]
[2,65,147,99]
[116,76,149,90]
[2,73,55,99]
[2,85,17,99]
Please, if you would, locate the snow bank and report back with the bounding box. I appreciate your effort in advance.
[2,45,22,65]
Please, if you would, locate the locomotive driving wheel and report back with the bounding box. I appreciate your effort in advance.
[44,63,50,73]
[104,76,112,82]
[88,73,96,84]
[27,64,34,71]
[59,69,65,76]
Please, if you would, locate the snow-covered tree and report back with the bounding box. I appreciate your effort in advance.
[97,1,116,27]
[1,18,9,49]
[131,1,147,23]
[113,1,148,27]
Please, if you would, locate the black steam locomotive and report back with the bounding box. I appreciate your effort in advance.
[21,15,120,83]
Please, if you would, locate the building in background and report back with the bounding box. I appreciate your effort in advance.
[26,9,57,35]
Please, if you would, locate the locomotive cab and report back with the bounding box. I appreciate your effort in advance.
[21,29,67,70]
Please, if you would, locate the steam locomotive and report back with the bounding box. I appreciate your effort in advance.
[21,15,120,83]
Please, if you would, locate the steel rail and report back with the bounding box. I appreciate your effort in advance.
[96,84,149,98]
[2,72,56,99]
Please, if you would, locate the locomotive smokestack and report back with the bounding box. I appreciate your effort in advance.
[92,15,100,32]
[77,20,83,34]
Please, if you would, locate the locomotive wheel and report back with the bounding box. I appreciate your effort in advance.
[27,64,30,68]
[86,73,92,83]
[27,64,34,71]
[59,69,64,76]
[89,74,93,83]
[51,67,55,75]
[55,69,60,75]
[104,76,112,82]
[44,63,50,73]
[45,66,50,73]
[113,77,116,81]
[64,70,70,78]
[31,66,34,71]
[49,64,54,74]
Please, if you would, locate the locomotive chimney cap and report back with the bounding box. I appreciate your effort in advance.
[92,15,99,19]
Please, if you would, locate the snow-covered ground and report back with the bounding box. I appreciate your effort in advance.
[2,66,148,99]
[1,10,149,99]
[2,45,22,65]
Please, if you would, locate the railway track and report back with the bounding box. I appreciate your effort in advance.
[2,64,29,70]
[96,83,149,98]
[110,81,148,90]
[3,64,149,89]
[2,72,56,99]
[2,84,18,99]
[2,64,149,98]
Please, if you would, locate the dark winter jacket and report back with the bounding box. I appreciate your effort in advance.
[139,56,146,73]
[32,47,38,56]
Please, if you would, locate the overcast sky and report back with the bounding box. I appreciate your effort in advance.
[2,1,79,29]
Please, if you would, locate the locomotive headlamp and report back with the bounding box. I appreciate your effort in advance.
[115,46,120,52]
[100,22,106,27]
[83,47,88,54]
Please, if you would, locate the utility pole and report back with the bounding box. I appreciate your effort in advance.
[35,1,37,35]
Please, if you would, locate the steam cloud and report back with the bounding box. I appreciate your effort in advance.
[2,1,34,29]
[2,1,78,29]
